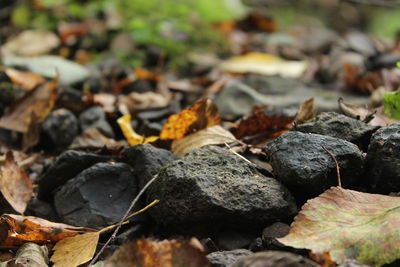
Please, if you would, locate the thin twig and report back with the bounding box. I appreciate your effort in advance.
[89,174,159,265]
[321,145,342,187]
[224,142,255,166]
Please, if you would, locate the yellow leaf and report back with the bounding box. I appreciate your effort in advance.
[117,115,158,146]
[51,232,100,267]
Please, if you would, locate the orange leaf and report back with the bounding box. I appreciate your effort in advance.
[134,67,162,82]
[160,98,221,140]
[2,67,44,90]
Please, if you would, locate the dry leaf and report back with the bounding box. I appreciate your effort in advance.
[15,242,48,267]
[0,152,33,213]
[160,98,221,140]
[0,214,95,248]
[117,115,158,146]
[118,92,171,113]
[294,98,316,125]
[1,67,44,90]
[69,128,124,149]
[220,52,307,78]
[134,68,162,82]
[104,238,210,267]
[171,125,237,156]
[278,186,400,266]
[51,232,99,267]
[0,77,58,133]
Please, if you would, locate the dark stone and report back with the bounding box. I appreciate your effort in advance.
[25,198,57,221]
[365,123,400,193]
[79,106,114,138]
[294,112,379,151]
[216,229,258,250]
[264,131,364,199]
[207,249,253,267]
[262,222,290,249]
[232,251,320,267]
[147,146,297,229]
[248,237,263,252]
[38,150,111,199]
[41,108,79,148]
[122,144,178,189]
[54,162,137,228]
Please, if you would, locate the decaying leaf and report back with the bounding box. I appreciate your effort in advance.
[171,125,237,156]
[15,242,49,267]
[118,91,171,113]
[117,115,158,146]
[1,67,45,90]
[104,238,210,267]
[69,128,125,149]
[0,151,33,214]
[278,186,400,266]
[294,98,316,125]
[383,89,400,119]
[51,232,99,267]
[0,76,58,133]
[160,98,221,140]
[220,52,307,78]
[0,214,95,248]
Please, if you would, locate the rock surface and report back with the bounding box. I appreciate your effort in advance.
[365,123,400,193]
[207,249,253,267]
[262,222,290,249]
[147,145,297,229]
[294,112,379,151]
[264,131,364,198]
[54,162,137,228]
[231,251,320,267]
[79,105,114,137]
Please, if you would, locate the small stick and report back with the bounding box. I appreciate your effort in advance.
[89,174,159,265]
[224,143,255,166]
[321,145,341,187]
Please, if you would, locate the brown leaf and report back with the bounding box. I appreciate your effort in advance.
[51,232,99,267]
[15,242,49,267]
[0,77,58,133]
[160,98,221,140]
[0,152,33,213]
[104,238,210,267]
[0,214,95,248]
[2,67,45,90]
[69,128,124,149]
[294,98,316,125]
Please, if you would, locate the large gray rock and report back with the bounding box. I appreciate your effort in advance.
[54,162,137,228]
[147,146,297,228]
[232,251,320,267]
[294,112,379,151]
[264,131,364,198]
[365,123,400,193]
[207,249,253,267]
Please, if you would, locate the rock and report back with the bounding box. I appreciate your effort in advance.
[344,31,376,57]
[264,131,364,199]
[207,249,253,267]
[248,237,263,252]
[54,162,137,228]
[365,123,400,193]
[216,229,258,250]
[262,222,290,249]
[294,112,379,151]
[147,145,297,229]
[38,150,111,199]
[338,259,369,267]
[41,108,79,148]
[79,106,114,138]
[232,251,320,267]
[122,144,178,189]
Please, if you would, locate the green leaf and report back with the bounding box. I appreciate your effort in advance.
[383,90,400,119]
[278,187,400,266]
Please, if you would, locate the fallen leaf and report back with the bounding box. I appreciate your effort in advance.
[104,238,210,267]
[278,186,400,266]
[3,30,60,56]
[118,92,171,112]
[1,67,44,90]
[220,52,307,78]
[294,98,316,125]
[2,55,89,85]
[383,89,400,119]
[0,151,33,214]
[22,112,41,151]
[171,125,237,156]
[15,242,49,267]
[93,93,116,114]
[69,128,125,149]
[0,214,95,248]
[0,76,58,133]
[51,232,99,267]
[117,115,158,146]
[160,98,221,140]
[134,67,162,82]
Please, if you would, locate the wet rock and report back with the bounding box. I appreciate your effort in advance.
[147,145,297,229]
[264,131,364,199]
[41,108,79,148]
[122,144,178,189]
[232,251,320,267]
[79,106,114,137]
[38,150,111,199]
[294,112,379,151]
[365,123,400,193]
[262,222,290,249]
[54,162,137,228]
[207,249,253,267]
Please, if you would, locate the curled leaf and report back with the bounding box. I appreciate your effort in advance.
[117,115,158,146]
